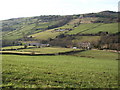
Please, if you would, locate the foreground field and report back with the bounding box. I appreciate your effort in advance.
[2,52,118,88]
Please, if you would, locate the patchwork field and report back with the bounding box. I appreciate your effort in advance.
[2,19,61,41]
[67,23,118,35]
[1,46,79,54]
[17,47,78,54]
[3,24,36,40]
[31,29,62,40]
[72,36,100,43]
[2,50,118,88]
[1,11,119,89]
[81,23,118,34]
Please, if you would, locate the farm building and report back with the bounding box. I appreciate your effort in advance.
[26,43,50,47]
[55,28,73,32]
[79,42,91,50]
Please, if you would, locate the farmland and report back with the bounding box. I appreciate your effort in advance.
[17,47,78,54]
[2,50,118,88]
[1,10,119,89]
[1,46,79,54]
[31,29,62,40]
[81,23,118,34]
[67,23,118,35]
[30,22,118,40]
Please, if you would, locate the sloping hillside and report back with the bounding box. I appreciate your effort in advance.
[67,23,118,35]
[2,15,72,40]
[1,10,119,47]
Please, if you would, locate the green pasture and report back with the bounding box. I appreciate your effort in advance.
[2,20,60,40]
[17,47,78,54]
[67,23,118,35]
[31,29,62,40]
[72,36,100,43]
[1,46,35,50]
[1,46,79,54]
[3,24,36,40]
[67,23,101,35]
[73,50,118,60]
[2,50,118,88]
[81,23,118,34]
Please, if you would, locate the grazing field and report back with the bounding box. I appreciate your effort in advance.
[67,23,118,35]
[3,24,36,40]
[67,23,102,35]
[2,20,61,41]
[72,36,100,43]
[2,50,118,88]
[31,29,62,40]
[73,50,118,60]
[1,46,35,50]
[17,47,78,54]
[81,23,118,34]
[1,46,79,54]
[2,46,25,50]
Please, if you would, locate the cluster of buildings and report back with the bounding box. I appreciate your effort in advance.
[25,42,91,50]
[25,43,50,48]
[51,28,73,32]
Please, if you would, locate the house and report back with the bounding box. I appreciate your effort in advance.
[55,28,73,32]
[79,42,91,50]
[27,43,40,47]
[26,43,50,47]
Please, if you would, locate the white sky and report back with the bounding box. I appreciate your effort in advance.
[0,0,119,20]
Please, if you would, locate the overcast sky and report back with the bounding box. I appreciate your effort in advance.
[0,0,119,20]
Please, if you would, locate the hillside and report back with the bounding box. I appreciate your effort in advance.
[2,15,72,40]
[1,10,119,48]
[67,23,118,35]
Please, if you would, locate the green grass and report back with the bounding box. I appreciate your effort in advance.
[1,46,35,50]
[73,50,118,60]
[17,47,78,54]
[1,46,80,54]
[72,36,100,43]
[67,23,101,35]
[2,20,61,41]
[67,23,118,35]
[3,24,36,40]
[82,23,118,34]
[31,29,62,40]
[2,50,118,88]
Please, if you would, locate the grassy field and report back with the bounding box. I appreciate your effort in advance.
[67,23,118,35]
[17,47,78,54]
[81,23,118,34]
[67,23,101,35]
[3,24,36,40]
[73,50,118,60]
[2,20,61,40]
[2,50,118,88]
[1,46,79,54]
[1,46,35,50]
[72,36,100,43]
[31,29,63,40]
